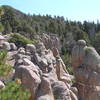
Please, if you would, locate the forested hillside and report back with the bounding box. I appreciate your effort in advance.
[0,5,100,53]
[1,5,100,72]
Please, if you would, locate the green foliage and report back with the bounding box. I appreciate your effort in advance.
[0,6,4,32]
[1,6,20,34]
[0,50,13,77]
[61,53,73,75]
[0,23,4,32]
[0,49,29,100]
[0,7,3,33]
[72,26,90,42]
[0,64,12,77]
[92,31,100,54]
[8,33,33,47]
[0,6,4,17]
[0,81,30,100]
[0,50,7,65]
[3,21,12,34]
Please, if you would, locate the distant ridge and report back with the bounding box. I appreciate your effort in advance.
[2,5,28,19]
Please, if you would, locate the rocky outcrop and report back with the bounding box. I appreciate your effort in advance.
[10,43,17,50]
[1,33,100,100]
[0,35,17,51]
[13,39,77,100]
[72,40,100,100]
[0,80,5,89]
[0,35,6,47]
[2,42,11,51]
[52,81,71,100]
[14,58,41,100]
[35,33,61,52]
[0,34,78,100]
[36,74,54,100]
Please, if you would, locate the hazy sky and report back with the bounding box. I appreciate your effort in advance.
[0,0,100,22]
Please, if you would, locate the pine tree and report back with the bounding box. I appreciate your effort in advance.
[4,21,12,34]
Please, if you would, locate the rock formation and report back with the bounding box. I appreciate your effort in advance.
[0,81,5,89]
[14,58,41,100]
[72,40,100,100]
[0,33,79,100]
[12,36,77,100]
[0,35,6,48]
[36,74,54,100]
[35,33,61,52]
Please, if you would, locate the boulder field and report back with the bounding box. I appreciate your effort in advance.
[0,34,100,100]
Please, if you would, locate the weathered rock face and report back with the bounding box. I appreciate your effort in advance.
[52,81,72,100]
[6,51,17,66]
[35,33,61,52]
[10,43,17,50]
[14,58,41,100]
[26,44,36,54]
[0,35,6,47]
[0,36,17,51]
[71,40,86,69]
[72,40,100,100]
[14,47,31,69]
[0,80,5,89]
[52,81,78,100]
[36,74,54,100]
[2,42,11,51]
[13,39,77,100]
[0,34,79,100]
[56,56,73,86]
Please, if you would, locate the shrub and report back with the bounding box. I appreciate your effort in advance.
[8,33,33,47]
[0,23,4,32]
[0,50,13,78]
[0,81,30,100]
[0,64,12,77]
[92,31,100,54]
[61,53,73,75]
[0,50,7,65]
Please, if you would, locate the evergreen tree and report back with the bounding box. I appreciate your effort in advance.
[0,7,4,33]
[0,23,4,32]
[4,21,12,34]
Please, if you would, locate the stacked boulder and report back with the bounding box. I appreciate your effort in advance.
[13,41,78,100]
[72,40,100,100]
[35,33,61,52]
[0,35,17,51]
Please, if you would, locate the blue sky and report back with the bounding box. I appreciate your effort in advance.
[0,0,100,22]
